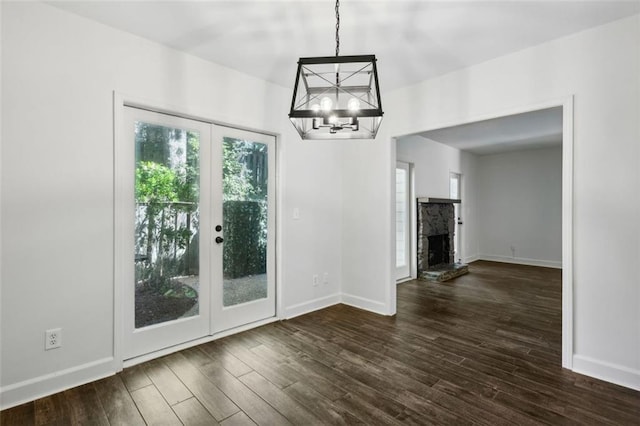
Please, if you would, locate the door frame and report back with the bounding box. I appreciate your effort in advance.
[390,95,574,369]
[449,171,462,263]
[113,92,280,369]
[395,161,413,282]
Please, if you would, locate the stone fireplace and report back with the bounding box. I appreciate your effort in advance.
[417,198,468,281]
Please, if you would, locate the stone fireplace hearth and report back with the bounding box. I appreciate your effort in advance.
[417,198,469,282]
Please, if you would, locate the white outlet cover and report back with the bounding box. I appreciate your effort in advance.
[45,328,62,350]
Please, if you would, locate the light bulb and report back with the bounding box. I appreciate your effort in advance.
[320,97,333,112]
[347,98,361,111]
[311,103,320,113]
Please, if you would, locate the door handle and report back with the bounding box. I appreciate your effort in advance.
[215,236,224,244]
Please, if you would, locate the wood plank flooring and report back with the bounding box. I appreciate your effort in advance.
[2,261,639,425]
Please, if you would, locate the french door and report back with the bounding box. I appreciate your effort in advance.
[121,107,275,359]
[212,126,276,333]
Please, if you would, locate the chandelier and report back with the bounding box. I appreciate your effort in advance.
[289,0,383,140]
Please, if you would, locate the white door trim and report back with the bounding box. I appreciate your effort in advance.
[561,97,574,369]
[449,171,462,263]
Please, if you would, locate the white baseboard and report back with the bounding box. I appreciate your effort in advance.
[341,293,389,316]
[0,357,116,411]
[573,354,640,391]
[396,276,413,285]
[478,254,562,269]
[464,254,480,264]
[282,293,341,320]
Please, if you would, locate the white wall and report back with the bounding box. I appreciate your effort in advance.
[278,140,344,318]
[477,147,562,268]
[461,149,479,261]
[341,138,394,314]
[342,13,640,389]
[1,2,343,408]
[396,135,479,263]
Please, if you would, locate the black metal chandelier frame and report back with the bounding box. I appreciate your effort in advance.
[288,0,383,140]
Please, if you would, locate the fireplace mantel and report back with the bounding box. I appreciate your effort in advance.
[417,197,461,204]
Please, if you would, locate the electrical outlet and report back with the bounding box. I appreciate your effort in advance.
[312,274,319,287]
[323,272,329,285]
[45,328,62,350]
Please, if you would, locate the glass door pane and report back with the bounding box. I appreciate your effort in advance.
[222,137,269,307]
[396,167,408,268]
[450,172,462,263]
[134,122,200,328]
[396,162,411,280]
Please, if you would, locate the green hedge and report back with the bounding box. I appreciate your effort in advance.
[223,200,267,278]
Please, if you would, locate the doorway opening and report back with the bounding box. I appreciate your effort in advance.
[393,98,573,369]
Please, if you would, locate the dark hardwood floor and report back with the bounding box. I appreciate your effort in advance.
[2,261,639,425]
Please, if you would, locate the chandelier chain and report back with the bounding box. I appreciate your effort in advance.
[335,0,340,56]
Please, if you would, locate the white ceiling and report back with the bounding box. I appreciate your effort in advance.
[414,106,563,155]
[49,1,640,91]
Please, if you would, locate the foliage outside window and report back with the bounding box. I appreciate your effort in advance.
[134,125,269,294]
[222,137,268,279]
